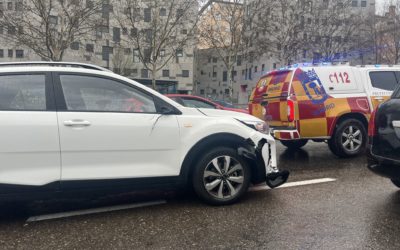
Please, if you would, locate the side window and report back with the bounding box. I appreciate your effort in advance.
[369,71,399,91]
[60,75,157,113]
[181,98,216,109]
[0,74,46,111]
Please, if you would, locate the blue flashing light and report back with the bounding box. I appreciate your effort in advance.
[322,62,330,66]
[375,64,381,68]
[279,67,285,70]
[293,64,299,68]
[303,63,309,66]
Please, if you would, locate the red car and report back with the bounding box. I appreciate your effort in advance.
[166,94,248,114]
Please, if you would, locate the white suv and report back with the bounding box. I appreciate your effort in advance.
[0,62,288,205]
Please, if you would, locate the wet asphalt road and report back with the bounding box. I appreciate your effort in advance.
[1,142,400,250]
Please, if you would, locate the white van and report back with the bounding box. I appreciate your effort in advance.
[249,64,400,157]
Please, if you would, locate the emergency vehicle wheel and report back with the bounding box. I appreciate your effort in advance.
[328,119,366,158]
[280,140,308,150]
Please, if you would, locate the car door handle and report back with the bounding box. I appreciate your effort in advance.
[373,97,384,101]
[393,121,400,128]
[64,120,91,127]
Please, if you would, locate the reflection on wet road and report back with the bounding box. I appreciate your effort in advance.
[1,142,400,249]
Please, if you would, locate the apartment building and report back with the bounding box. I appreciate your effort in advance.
[195,0,377,104]
[0,0,197,94]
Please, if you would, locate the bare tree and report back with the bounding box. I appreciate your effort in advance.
[112,46,135,76]
[377,2,400,64]
[0,0,102,61]
[198,0,262,100]
[304,0,365,63]
[251,0,309,65]
[115,0,199,90]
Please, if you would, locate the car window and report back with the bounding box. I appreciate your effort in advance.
[60,75,157,113]
[369,71,399,91]
[0,74,46,111]
[181,98,216,109]
[169,96,184,105]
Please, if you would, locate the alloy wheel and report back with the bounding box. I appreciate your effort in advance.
[341,125,362,152]
[203,156,244,200]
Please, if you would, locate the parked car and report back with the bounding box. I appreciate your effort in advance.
[166,94,249,114]
[249,64,400,157]
[0,62,288,205]
[367,85,400,187]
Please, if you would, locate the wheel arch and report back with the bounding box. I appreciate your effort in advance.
[329,112,369,137]
[179,133,262,186]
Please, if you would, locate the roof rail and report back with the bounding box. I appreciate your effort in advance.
[0,61,112,72]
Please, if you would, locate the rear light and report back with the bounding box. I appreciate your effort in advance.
[368,109,378,137]
[287,99,295,122]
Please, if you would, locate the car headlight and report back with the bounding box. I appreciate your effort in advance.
[239,120,270,134]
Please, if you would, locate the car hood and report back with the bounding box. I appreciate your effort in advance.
[197,108,262,123]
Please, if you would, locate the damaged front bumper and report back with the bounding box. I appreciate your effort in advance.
[239,132,289,188]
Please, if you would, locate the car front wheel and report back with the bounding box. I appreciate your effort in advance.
[192,147,251,205]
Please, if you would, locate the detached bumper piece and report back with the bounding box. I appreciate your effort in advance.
[266,170,290,188]
[240,137,290,188]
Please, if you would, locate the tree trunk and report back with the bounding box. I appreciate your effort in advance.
[227,66,233,102]
[151,65,157,90]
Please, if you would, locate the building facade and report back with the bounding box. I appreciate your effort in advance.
[0,0,197,94]
[195,0,377,104]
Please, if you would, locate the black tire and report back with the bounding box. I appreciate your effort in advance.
[280,140,308,149]
[328,118,367,158]
[192,147,251,206]
[391,179,400,188]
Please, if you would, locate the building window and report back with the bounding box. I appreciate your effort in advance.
[160,8,167,16]
[124,48,131,55]
[49,15,58,25]
[182,70,189,78]
[86,44,94,53]
[160,49,165,57]
[162,70,170,77]
[200,89,205,95]
[176,49,183,57]
[113,27,121,42]
[7,2,12,10]
[0,49,4,58]
[361,1,367,7]
[102,46,111,60]
[212,57,217,63]
[352,0,358,7]
[254,66,258,73]
[223,71,227,82]
[144,8,151,22]
[7,25,15,35]
[141,69,149,78]
[237,55,242,66]
[122,27,128,35]
[262,64,265,72]
[8,49,13,58]
[70,42,79,50]
[16,49,23,58]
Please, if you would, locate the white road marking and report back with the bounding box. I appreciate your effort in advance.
[249,178,337,192]
[26,200,167,223]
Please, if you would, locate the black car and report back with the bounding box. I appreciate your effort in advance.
[368,86,400,187]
